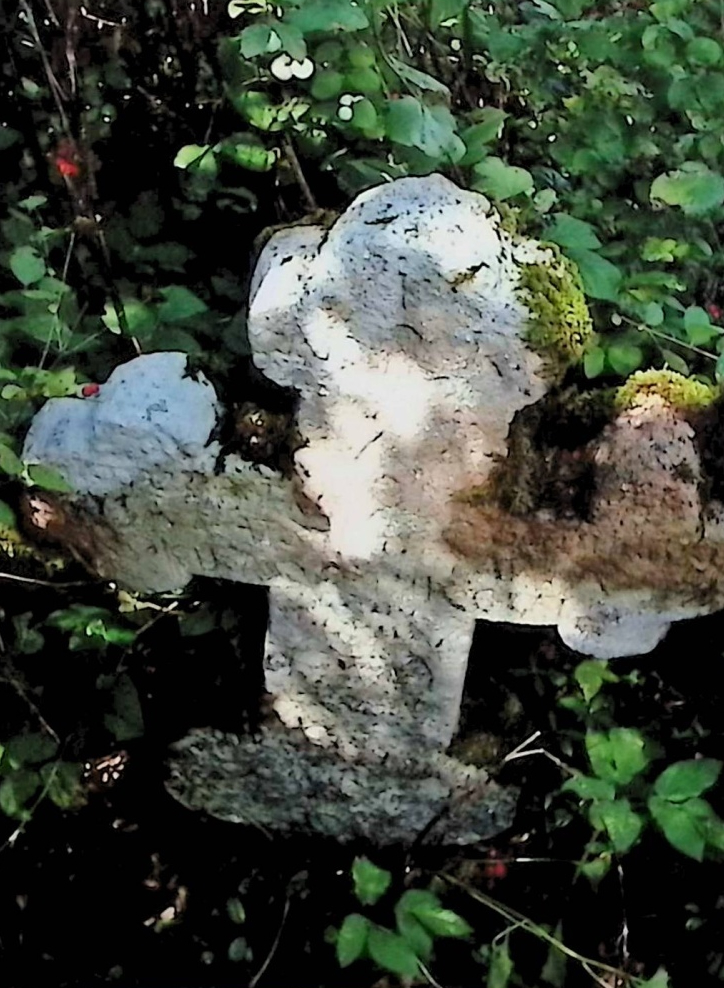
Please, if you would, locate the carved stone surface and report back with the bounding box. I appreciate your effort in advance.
[21,175,724,842]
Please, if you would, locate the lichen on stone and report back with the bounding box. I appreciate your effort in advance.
[614,369,719,413]
[516,246,593,379]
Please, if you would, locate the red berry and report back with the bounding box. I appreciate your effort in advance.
[484,859,508,882]
[81,383,100,398]
[56,157,80,179]
[707,303,722,322]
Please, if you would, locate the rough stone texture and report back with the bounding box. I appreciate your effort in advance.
[20,175,724,843]
[168,727,518,845]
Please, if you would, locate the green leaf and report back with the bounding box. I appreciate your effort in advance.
[685,37,722,67]
[648,795,714,860]
[401,889,472,939]
[5,732,59,767]
[642,302,664,327]
[0,444,24,477]
[583,346,605,379]
[395,910,433,962]
[227,898,247,924]
[385,97,464,161]
[19,195,48,212]
[0,125,21,151]
[459,109,509,165]
[103,299,157,337]
[662,349,690,376]
[287,0,369,33]
[387,55,450,94]
[311,69,345,100]
[653,759,722,802]
[651,163,724,216]
[26,463,73,492]
[472,156,534,200]
[239,23,282,58]
[567,249,621,301]
[104,673,145,742]
[0,499,18,532]
[574,659,619,703]
[579,854,611,884]
[561,775,616,802]
[540,923,567,987]
[0,770,40,820]
[639,967,670,988]
[606,343,643,376]
[546,214,601,251]
[487,937,513,988]
[9,246,46,286]
[589,797,644,853]
[336,913,370,967]
[42,761,84,810]
[158,286,208,322]
[227,936,250,962]
[173,144,219,176]
[367,926,420,979]
[220,136,276,172]
[352,857,391,906]
[585,728,648,786]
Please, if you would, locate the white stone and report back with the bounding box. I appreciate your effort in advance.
[21,175,724,842]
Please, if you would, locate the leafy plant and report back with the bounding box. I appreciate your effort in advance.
[560,660,724,876]
[331,857,472,981]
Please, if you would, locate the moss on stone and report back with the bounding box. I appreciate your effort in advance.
[614,369,719,413]
[516,247,593,380]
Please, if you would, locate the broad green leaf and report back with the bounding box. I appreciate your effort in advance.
[5,732,59,767]
[648,795,714,860]
[583,346,605,379]
[385,97,464,161]
[395,910,433,962]
[685,37,721,67]
[220,137,276,172]
[472,156,534,200]
[487,937,513,988]
[399,889,472,939]
[574,659,619,703]
[0,444,23,476]
[0,125,21,150]
[459,109,508,165]
[651,164,724,216]
[275,23,307,60]
[546,213,602,251]
[19,195,48,212]
[350,98,383,138]
[343,66,382,94]
[239,23,282,58]
[227,937,250,962]
[540,922,567,987]
[653,759,722,802]
[311,69,344,100]
[367,926,420,979]
[561,775,616,802]
[10,246,46,286]
[567,249,622,301]
[642,302,664,326]
[589,797,644,853]
[352,857,391,906]
[26,463,73,492]
[158,285,208,322]
[661,349,689,376]
[585,728,648,786]
[42,761,85,810]
[102,299,157,337]
[0,770,40,820]
[606,343,643,376]
[640,967,670,988]
[173,144,218,176]
[104,673,145,742]
[387,55,450,94]
[287,0,369,34]
[336,913,369,967]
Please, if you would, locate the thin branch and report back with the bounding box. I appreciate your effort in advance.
[248,891,291,988]
[282,134,317,212]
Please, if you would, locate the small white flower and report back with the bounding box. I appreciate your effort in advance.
[337,105,354,122]
[270,54,293,81]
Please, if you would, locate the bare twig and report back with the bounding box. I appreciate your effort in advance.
[248,890,291,988]
[282,134,317,212]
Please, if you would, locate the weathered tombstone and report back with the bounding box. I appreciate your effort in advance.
[22,175,724,843]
